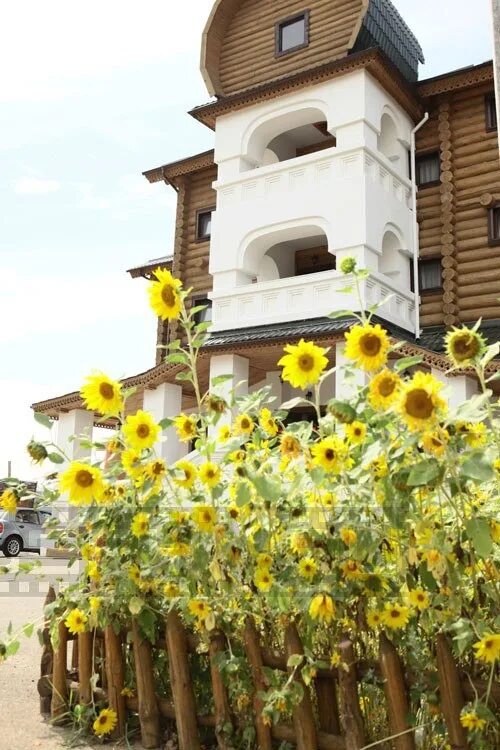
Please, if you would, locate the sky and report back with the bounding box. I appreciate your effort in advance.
[0,0,494,481]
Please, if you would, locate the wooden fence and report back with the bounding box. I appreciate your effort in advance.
[38,588,498,750]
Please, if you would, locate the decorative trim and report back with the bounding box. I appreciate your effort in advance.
[418,61,493,98]
[143,150,215,185]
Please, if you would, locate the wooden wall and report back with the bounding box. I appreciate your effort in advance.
[417,82,500,327]
[218,0,364,95]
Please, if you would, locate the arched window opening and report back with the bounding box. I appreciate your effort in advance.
[378,112,399,164]
[253,232,334,283]
[380,229,411,289]
[266,122,336,165]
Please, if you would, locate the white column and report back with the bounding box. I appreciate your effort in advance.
[432,369,479,410]
[209,354,249,432]
[334,341,369,401]
[265,371,283,406]
[143,382,185,464]
[42,408,94,555]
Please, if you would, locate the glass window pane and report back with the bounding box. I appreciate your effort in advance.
[197,211,212,239]
[194,299,213,325]
[486,97,497,130]
[417,154,440,186]
[493,208,500,239]
[420,261,442,290]
[280,17,306,51]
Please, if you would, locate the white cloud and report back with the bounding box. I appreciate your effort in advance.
[14,177,61,195]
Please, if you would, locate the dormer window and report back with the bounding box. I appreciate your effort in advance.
[275,11,309,57]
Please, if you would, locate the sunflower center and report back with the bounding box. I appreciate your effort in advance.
[152,462,163,475]
[405,389,434,419]
[75,470,93,488]
[136,423,150,439]
[161,284,176,307]
[99,716,107,725]
[485,639,493,649]
[241,418,250,429]
[360,334,382,357]
[378,377,396,397]
[202,511,211,522]
[325,449,335,461]
[452,334,478,360]
[298,354,315,372]
[99,382,114,400]
[390,609,400,619]
[206,469,215,479]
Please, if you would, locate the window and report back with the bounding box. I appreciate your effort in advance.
[415,259,442,293]
[416,152,440,187]
[15,509,39,525]
[488,204,500,246]
[196,209,213,241]
[192,297,213,325]
[275,11,309,56]
[486,94,498,132]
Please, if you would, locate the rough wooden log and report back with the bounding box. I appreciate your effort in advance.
[436,634,468,750]
[51,620,69,723]
[132,619,161,749]
[104,625,127,739]
[315,674,341,735]
[379,633,416,750]
[209,630,234,750]
[78,631,93,706]
[284,621,318,750]
[39,586,56,715]
[272,723,346,750]
[243,618,273,750]
[165,611,201,750]
[338,637,366,750]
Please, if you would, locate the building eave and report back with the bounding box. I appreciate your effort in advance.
[143,150,215,186]
[127,255,173,279]
[418,60,494,98]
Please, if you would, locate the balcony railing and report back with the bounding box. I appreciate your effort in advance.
[210,270,415,333]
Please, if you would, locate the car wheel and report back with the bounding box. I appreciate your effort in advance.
[3,536,22,557]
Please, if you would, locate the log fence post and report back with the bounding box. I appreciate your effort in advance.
[315,673,342,736]
[78,631,93,706]
[104,625,127,739]
[243,617,273,750]
[165,611,202,750]
[284,621,318,750]
[39,585,56,715]
[338,637,366,750]
[436,634,468,750]
[209,629,234,750]
[132,619,161,749]
[51,619,69,723]
[379,633,416,750]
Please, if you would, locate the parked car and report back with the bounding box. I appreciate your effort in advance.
[0,507,51,557]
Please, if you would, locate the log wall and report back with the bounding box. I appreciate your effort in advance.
[417,81,500,327]
[218,0,364,96]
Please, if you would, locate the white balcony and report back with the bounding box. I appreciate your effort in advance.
[210,270,416,333]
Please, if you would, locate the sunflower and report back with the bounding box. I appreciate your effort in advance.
[0,489,17,514]
[87,561,101,582]
[368,455,389,479]
[89,596,101,613]
[93,708,118,737]
[122,411,160,451]
[344,421,367,444]
[59,462,104,505]
[259,408,279,437]
[366,609,383,629]
[445,326,486,367]
[128,564,141,585]
[382,602,410,630]
[399,372,446,431]
[340,528,357,546]
[278,339,329,389]
[473,633,500,663]
[199,462,221,488]
[145,458,167,483]
[164,582,180,598]
[298,557,318,581]
[80,372,123,416]
[218,425,231,442]
[340,559,365,580]
[65,608,88,635]
[460,711,486,732]
[254,568,274,591]
[422,428,449,457]
[408,588,430,611]
[491,520,500,544]
[173,459,197,489]
[121,449,143,478]
[289,533,309,555]
[461,422,487,448]
[311,436,346,473]
[188,599,211,621]
[147,267,182,321]
[344,323,390,372]
[164,542,191,557]
[234,413,255,435]
[174,414,198,442]
[309,594,335,624]
[191,505,217,533]
[280,432,301,459]
[131,512,149,538]
[256,553,273,570]
[368,369,401,410]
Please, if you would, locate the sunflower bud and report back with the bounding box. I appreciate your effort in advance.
[327,400,356,424]
[339,256,357,275]
[206,394,227,414]
[27,440,48,464]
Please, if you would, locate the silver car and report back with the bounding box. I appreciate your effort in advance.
[0,507,51,557]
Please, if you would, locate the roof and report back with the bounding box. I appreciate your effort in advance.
[418,59,494,98]
[143,150,215,186]
[353,0,425,83]
[127,255,173,279]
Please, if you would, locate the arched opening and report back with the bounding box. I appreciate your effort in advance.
[240,224,334,283]
[243,105,336,170]
[380,228,411,288]
[377,112,399,163]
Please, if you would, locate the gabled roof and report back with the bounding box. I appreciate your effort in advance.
[127,255,173,279]
[353,0,425,83]
[143,150,215,187]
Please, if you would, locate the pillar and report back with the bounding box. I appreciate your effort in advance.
[42,409,94,555]
[143,383,185,464]
[334,341,369,401]
[432,369,479,410]
[209,354,249,433]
